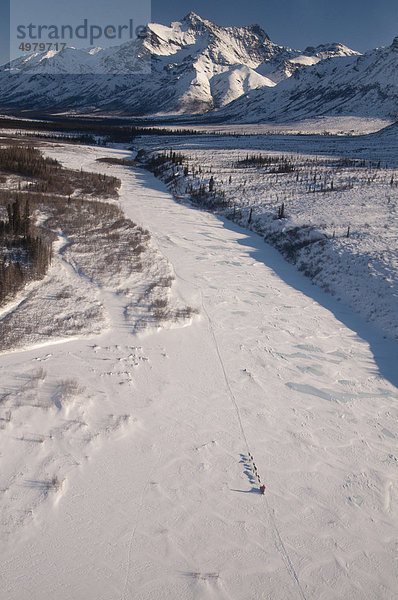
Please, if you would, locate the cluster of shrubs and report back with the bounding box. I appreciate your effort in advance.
[143,149,188,176]
[237,153,296,173]
[0,145,59,179]
[138,149,231,211]
[0,144,121,305]
[0,145,120,196]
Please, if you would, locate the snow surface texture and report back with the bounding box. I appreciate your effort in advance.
[0,13,361,116]
[0,144,397,599]
[136,132,398,342]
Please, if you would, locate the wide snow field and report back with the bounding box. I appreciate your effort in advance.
[147,116,393,136]
[0,144,397,600]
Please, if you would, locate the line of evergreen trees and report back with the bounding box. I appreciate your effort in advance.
[0,116,203,143]
[0,145,59,179]
[237,154,296,173]
[0,198,52,305]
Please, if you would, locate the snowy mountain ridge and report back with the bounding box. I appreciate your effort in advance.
[0,12,362,115]
[214,36,398,123]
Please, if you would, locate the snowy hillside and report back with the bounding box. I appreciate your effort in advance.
[0,12,360,114]
[370,119,398,141]
[216,37,398,123]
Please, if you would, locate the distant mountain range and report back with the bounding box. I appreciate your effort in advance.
[0,12,397,123]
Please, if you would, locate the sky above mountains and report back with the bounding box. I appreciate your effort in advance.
[152,0,397,53]
[0,0,396,66]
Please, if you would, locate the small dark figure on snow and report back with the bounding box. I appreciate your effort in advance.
[260,484,266,495]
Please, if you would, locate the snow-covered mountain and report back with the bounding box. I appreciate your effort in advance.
[215,37,398,123]
[370,119,398,140]
[0,12,360,115]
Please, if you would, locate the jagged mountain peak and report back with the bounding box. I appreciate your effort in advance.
[248,24,271,41]
[181,11,208,28]
[0,13,390,119]
[303,42,360,57]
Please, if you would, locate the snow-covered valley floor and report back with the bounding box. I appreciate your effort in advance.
[0,144,397,600]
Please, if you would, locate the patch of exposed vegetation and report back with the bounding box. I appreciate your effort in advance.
[0,143,120,306]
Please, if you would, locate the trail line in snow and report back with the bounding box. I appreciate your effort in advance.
[200,292,250,455]
[121,472,154,600]
[200,291,309,600]
[266,501,309,600]
[158,253,308,597]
